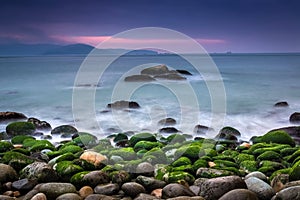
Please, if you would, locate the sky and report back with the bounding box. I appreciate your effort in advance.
[0,0,299,53]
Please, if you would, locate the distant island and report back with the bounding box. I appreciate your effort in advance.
[0,43,159,56]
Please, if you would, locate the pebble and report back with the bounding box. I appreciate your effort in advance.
[56,193,83,200]
[245,177,275,200]
[79,151,108,167]
[136,176,166,191]
[30,193,47,200]
[79,186,94,198]
[121,182,146,198]
[83,171,110,188]
[38,183,77,199]
[94,183,120,195]
[151,188,162,198]
[219,189,259,200]
[12,178,38,191]
[0,195,17,200]
[85,194,118,200]
[162,183,195,198]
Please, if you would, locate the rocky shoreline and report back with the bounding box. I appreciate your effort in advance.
[1,111,300,200]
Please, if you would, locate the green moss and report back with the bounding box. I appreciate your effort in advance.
[261,130,295,147]
[172,157,192,167]
[136,149,148,158]
[1,151,34,171]
[11,135,35,144]
[240,160,257,172]
[235,153,255,164]
[289,160,300,181]
[248,143,273,154]
[270,168,291,181]
[133,141,163,152]
[252,145,291,156]
[0,141,13,153]
[155,165,172,180]
[110,147,137,160]
[129,132,157,147]
[73,132,97,148]
[174,144,204,161]
[172,164,194,174]
[55,161,84,182]
[280,147,299,157]
[166,134,186,144]
[6,121,36,136]
[257,151,281,162]
[213,155,235,162]
[193,159,208,171]
[214,166,241,175]
[29,140,55,151]
[258,166,276,176]
[59,145,83,154]
[222,149,239,157]
[49,152,77,166]
[143,147,167,164]
[213,160,239,168]
[259,160,284,170]
[92,139,113,152]
[286,149,300,163]
[70,171,90,188]
[164,171,195,185]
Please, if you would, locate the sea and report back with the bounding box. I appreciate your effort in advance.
[0,53,300,141]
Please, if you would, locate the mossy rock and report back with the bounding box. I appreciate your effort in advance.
[261,130,295,147]
[212,155,235,162]
[136,149,148,158]
[213,160,239,168]
[48,152,77,166]
[110,170,131,185]
[133,141,163,152]
[92,139,113,152]
[29,140,55,151]
[258,166,276,176]
[270,168,291,181]
[72,159,96,171]
[73,132,98,148]
[55,161,84,182]
[204,149,218,157]
[193,159,208,171]
[174,144,204,161]
[164,171,195,185]
[280,147,299,157]
[110,147,137,160]
[235,153,255,164]
[12,147,30,155]
[248,143,273,154]
[222,149,239,157]
[70,171,90,189]
[286,149,300,163]
[1,151,34,171]
[51,125,78,136]
[129,132,157,147]
[240,160,257,172]
[59,144,83,154]
[171,157,192,167]
[196,167,234,178]
[0,141,13,153]
[214,166,241,175]
[172,164,194,174]
[22,138,39,148]
[155,165,172,180]
[143,148,167,164]
[289,160,300,181]
[166,134,186,144]
[11,135,35,144]
[259,160,284,170]
[219,126,241,136]
[6,121,36,136]
[257,151,281,162]
[252,145,291,156]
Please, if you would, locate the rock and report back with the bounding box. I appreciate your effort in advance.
[136,162,155,176]
[290,112,300,123]
[121,182,146,198]
[0,164,18,183]
[274,101,289,107]
[245,177,275,200]
[79,186,94,199]
[271,174,289,192]
[20,162,58,183]
[11,135,35,145]
[196,167,234,178]
[193,125,213,135]
[158,117,176,126]
[56,193,82,200]
[110,170,131,185]
[219,189,259,200]
[110,147,137,160]
[0,195,17,200]
[27,118,51,130]
[124,74,155,82]
[245,171,268,182]
[162,183,195,198]
[176,69,192,75]
[216,126,241,141]
[133,141,163,152]
[159,127,180,134]
[136,176,167,192]
[30,193,47,200]
[85,194,117,200]
[1,151,35,171]
[107,100,140,109]
[164,171,195,185]
[94,183,119,195]
[270,126,300,145]
[38,183,77,199]
[0,111,27,122]
[129,132,157,147]
[55,161,84,182]
[154,73,186,80]
[79,151,108,167]
[12,178,38,191]
[82,171,110,188]
[260,130,295,146]
[0,141,13,153]
[272,186,300,200]
[289,160,300,181]
[166,134,186,144]
[199,176,247,200]
[166,197,205,200]
[134,193,160,200]
[112,133,128,147]
[6,121,36,136]
[151,188,162,198]
[51,125,78,136]
[189,185,200,195]
[141,64,170,75]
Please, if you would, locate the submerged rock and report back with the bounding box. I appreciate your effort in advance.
[27,117,51,130]
[274,101,289,107]
[0,111,27,122]
[107,100,140,109]
[124,74,155,82]
[290,112,300,124]
[51,125,78,136]
[176,69,193,75]
[193,125,213,135]
[158,117,176,126]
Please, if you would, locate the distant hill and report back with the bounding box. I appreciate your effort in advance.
[0,43,158,56]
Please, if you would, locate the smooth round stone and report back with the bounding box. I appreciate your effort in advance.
[20,162,58,183]
[136,162,155,176]
[38,183,77,199]
[56,193,82,200]
[162,183,195,198]
[134,193,160,200]
[199,176,247,200]
[30,193,47,200]
[94,183,119,195]
[83,171,110,188]
[166,197,205,200]
[0,164,18,183]
[79,151,108,167]
[189,185,200,196]
[136,175,166,191]
[219,189,259,200]
[245,171,268,182]
[85,194,117,200]
[121,182,146,198]
[79,186,93,198]
[12,178,38,191]
[272,186,300,200]
[0,195,17,200]
[245,177,275,200]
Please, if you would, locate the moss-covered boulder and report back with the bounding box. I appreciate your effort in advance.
[112,133,129,146]
[20,161,58,182]
[261,130,295,147]
[11,135,35,144]
[129,132,157,147]
[213,160,239,169]
[59,144,83,154]
[73,132,98,148]
[48,152,77,166]
[109,147,137,161]
[172,157,192,167]
[70,171,90,189]
[235,153,255,164]
[6,121,36,136]
[289,160,300,181]
[51,125,78,137]
[55,161,84,182]
[216,126,241,141]
[240,160,258,172]
[196,167,234,178]
[29,140,55,152]
[1,151,35,171]
[174,143,204,161]
[0,141,13,153]
[166,134,186,144]
[193,159,208,171]
[110,170,131,185]
[143,148,167,164]
[257,151,281,162]
[133,141,163,152]
[92,139,113,152]
[280,147,299,157]
[164,171,195,185]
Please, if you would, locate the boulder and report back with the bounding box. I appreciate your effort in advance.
[136,175,167,192]
[30,193,47,200]
[274,101,289,107]
[27,118,51,130]
[20,162,58,183]
[176,69,193,75]
[141,64,170,75]
[79,151,108,167]
[193,125,213,135]
[219,189,259,200]
[121,182,146,198]
[159,127,180,134]
[6,121,36,136]
[0,141,13,153]
[136,162,155,176]
[79,186,93,199]
[269,126,300,144]
[51,125,78,136]
[216,126,241,141]
[124,74,155,82]
[162,183,195,198]
[56,193,82,200]
[272,186,300,200]
[290,112,300,123]
[154,73,186,80]
[129,132,157,147]
[107,100,140,109]
[38,183,77,199]
[94,183,119,195]
[245,177,275,200]
[0,111,27,122]
[260,130,295,146]
[12,178,38,191]
[0,164,18,183]
[158,117,176,126]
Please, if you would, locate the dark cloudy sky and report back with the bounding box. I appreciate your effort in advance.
[0,0,299,52]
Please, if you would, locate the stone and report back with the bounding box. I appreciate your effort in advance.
[107,100,140,109]
[0,111,27,122]
[176,69,192,75]
[30,193,47,200]
[82,171,110,188]
[0,164,18,183]
[121,182,146,198]
[270,126,300,145]
[6,121,36,136]
[272,186,300,200]
[216,126,240,141]
[0,141,13,153]
[290,112,300,123]
[219,189,259,200]
[27,117,51,130]
[39,183,77,199]
[166,197,205,200]
[245,171,268,182]
[12,178,38,191]
[79,186,94,199]
[55,161,84,182]
[79,151,108,167]
[141,64,170,75]
[85,194,117,200]
[51,125,78,136]
[260,130,295,146]
[94,183,119,195]
[136,176,167,192]
[56,193,82,200]
[159,127,180,134]
[158,117,176,126]
[124,74,155,82]
[162,183,195,198]
[274,101,289,107]
[134,193,160,200]
[245,177,275,200]
[193,125,213,135]
[199,176,247,200]
[20,162,58,183]
[0,195,17,200]
[154,73,186,80]
[151,189,162,198]
[110,170,131,185]
[196,168,234,178]
[129,132,157,147]
[136,162,155,176]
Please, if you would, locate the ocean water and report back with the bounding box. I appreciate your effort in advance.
[0,54,300,141]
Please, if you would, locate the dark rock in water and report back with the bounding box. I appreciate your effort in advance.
[270,126,300,144]
[113,133,128,147]
[272,186,300,200]
[159,127,180,134]
[219,189,259,200]
[154,73,186,80]
[193,125,213,135]
[216,126,240,141]
[121,182,146,198]
[141,64,170,75]
[6,121,36,136]
[107,100,141,109]
[27,118,51,130]
[41,135,52,140]
[129,132,157,147]
[51,125,78,136]
[38,183,77,199]
[158,118,176,126]
[0,164,18,183]
[20,162,58,183]
[176,69,193,75]
[124,74,156,82]
[162,183,195,198]
[290,112,300,123]
[94,183,119,195]
[260,130,295,146]
[136,175,167,192]
[0,111,27,122]
[12,178,38,191]
[32,132,44,137]
[245,177,275,200]
[274,101,289,107]
[106,127,122,134]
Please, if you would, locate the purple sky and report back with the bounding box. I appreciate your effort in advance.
[0,0,299,52]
